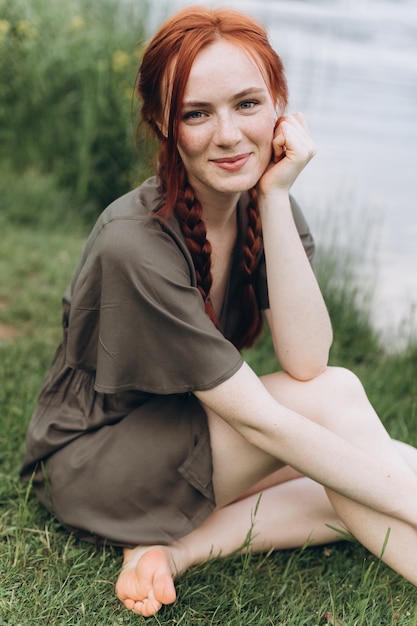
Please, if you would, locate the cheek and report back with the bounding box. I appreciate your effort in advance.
[247,108,274,139]
[260,115,275,143]
[177,127,207,160]
[251,117,275,163]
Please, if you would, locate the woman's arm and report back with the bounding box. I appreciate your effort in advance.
[194,361,417,528]
[258,113,333,380]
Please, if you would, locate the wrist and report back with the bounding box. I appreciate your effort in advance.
[257,188,292,214]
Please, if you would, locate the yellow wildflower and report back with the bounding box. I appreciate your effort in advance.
[0,20,10,45]
[112,50,130,73]
[69,16,85,31]
[16,20,38,40]
[0,20,11,40]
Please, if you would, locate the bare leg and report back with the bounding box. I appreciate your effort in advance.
[116,367,417,615]
[116,440,417,617]
[116,470,342,616]
[258,369,417,583]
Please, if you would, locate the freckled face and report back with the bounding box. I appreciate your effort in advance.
[177,39,277,201]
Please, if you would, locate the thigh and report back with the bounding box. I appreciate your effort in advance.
[207,404,289,508]
[260,366,400,460]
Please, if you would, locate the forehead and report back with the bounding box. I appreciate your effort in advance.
[183,39,270,98]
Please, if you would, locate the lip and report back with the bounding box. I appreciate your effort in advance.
[211,153,251,171]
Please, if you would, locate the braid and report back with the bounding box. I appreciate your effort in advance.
[232,187,263,349]
[173,171,218,326]
[156,163,263,348]
[241,187,262,281]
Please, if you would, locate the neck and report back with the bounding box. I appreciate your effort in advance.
[197,188,241,231]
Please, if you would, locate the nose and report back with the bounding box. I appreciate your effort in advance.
[213,113,242,147]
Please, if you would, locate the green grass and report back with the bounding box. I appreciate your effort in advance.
[1,223,417,625]
[2,0,417,622]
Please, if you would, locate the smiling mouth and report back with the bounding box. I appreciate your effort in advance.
[211,153,251,171]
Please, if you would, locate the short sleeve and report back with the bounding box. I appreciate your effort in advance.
[66,216,243,395]
[290,195,315,264]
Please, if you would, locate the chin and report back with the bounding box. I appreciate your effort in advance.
[216,173,262,194]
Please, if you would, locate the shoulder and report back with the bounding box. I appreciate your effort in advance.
[87,179,195,283]
[69,178,194,294]
[75,177,163,258]
[83,177,179,259]
[99,176,164,225]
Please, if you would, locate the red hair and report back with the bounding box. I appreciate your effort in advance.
[136,6,288,349]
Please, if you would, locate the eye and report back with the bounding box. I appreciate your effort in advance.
[183,110,206,122]
[239,100,257,111]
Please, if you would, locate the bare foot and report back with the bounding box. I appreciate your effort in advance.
[115,546,177,617]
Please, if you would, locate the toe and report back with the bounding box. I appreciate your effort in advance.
[123,599,135,610]
[133,597,162,617]
[154,572,176,605]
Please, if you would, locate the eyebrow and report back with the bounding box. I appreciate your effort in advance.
[182,87,268,108]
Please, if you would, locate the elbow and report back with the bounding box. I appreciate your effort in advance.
[286,360,328,381]
[280,346,331,382]
[273,325,333,381]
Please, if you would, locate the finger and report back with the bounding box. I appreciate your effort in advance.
[274,117,316,162]
[275,114,312,153]
[272,127,287,163]
[291,112,309,131]
[278,112,310,133]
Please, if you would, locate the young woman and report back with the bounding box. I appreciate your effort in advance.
[21,6,417,617]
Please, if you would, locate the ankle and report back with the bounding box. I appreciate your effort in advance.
[170,534,218,576]
[169,538,196,577]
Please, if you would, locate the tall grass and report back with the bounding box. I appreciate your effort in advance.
[0,0,150,226]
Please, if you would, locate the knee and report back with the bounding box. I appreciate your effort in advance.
[320,365,367,404]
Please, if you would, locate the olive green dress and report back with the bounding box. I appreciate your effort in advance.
[20,176,315,548]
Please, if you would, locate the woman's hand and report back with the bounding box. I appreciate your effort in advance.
[257,112,316,196]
